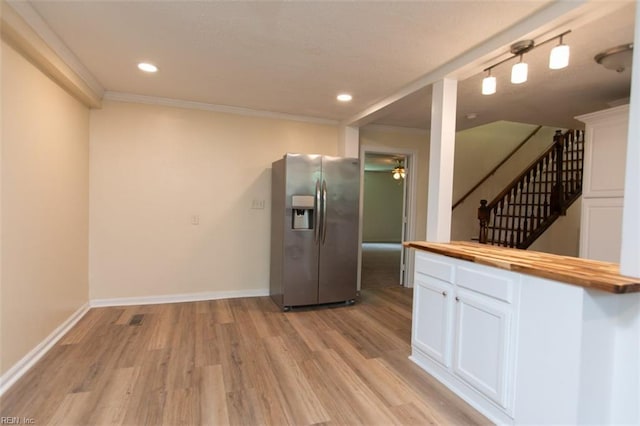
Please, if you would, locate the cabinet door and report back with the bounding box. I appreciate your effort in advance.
[453,289,511,408]
[579,197,623,263]
[318,156,359,304]
[413,276,453,367]
[580,106,628,198]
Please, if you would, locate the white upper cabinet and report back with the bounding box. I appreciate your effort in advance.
[577,105,629,198]
[576,105,629,262]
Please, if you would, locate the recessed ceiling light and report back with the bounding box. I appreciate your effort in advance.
[337,93,352,102]
[138,62,158,73]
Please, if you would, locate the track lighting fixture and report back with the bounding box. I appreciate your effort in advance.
[481,30,571,95]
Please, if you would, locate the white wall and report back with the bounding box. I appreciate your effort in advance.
[360,126,430,241]
[1,41,90,375]
[362,171,404,242]
[89,100,339,300]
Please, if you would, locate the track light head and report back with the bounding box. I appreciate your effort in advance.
[511,59,528,84]
[482,75,497,95]
[549,35,570,69]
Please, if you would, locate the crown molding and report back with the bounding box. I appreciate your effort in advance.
[5,0,104,96]
[1,0,103,108]
[103,91,340,126]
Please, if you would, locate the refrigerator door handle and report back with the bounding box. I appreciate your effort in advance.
[314,179,321,243]
[321,179,328,244]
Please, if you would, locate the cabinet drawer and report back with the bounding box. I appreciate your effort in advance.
[457,265,515,303]
[415,251,454,283]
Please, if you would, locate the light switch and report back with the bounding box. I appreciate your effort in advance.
[251,199,265,210]
[191,215,200,225]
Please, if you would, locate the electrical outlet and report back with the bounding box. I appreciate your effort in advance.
[251,199,265,209]
[191,215,200,225]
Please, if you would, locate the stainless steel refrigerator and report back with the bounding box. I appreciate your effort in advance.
[270,153,360,310]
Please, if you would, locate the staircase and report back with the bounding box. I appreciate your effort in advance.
[478,129,584,249]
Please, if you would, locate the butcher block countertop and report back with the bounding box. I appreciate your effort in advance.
[404,241,640,294]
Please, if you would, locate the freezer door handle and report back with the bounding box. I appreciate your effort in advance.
[314,179,321,243]
[321,179,328,244]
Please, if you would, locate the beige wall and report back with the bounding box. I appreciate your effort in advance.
[1,41,90,375]
[529,197,581,256]
[363,171,404,242]
[360,127,430,241]
[89,101,338,300]
[452,121,548,203]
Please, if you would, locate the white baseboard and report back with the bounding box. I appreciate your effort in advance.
[0,303,90,397]
[90,288,270,308]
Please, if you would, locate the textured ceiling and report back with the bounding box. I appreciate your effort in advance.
[373,3,635,131]
[24,1,635,130]
[28,0,552,122]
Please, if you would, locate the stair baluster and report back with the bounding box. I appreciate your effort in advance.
[478,129,584,249]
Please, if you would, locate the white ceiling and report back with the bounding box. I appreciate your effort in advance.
[22,1,635,130]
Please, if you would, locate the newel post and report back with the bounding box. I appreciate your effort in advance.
[551,130,566,215]
[478,199,490,244]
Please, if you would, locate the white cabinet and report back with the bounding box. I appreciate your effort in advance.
[410,248,640,425]
[579,105,628,198]
[577,105,628,262]
[411,251,518,421]
[579,197,624,262]
[413,276,452,367]
[453,288,511,408]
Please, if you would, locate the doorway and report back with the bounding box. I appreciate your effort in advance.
[359,150,415,290]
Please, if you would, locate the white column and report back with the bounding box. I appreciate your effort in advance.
[339,125,359,158]
[426,78,457,242]
[620,11,640,423]
[620,5,640,278]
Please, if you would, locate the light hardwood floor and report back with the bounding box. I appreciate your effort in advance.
[0,288,488,425]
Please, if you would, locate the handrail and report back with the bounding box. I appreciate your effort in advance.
[478,129,584,249]
[485,129,557,211]
[452,125,542,210]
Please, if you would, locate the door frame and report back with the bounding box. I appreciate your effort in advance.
[358,145,418,290]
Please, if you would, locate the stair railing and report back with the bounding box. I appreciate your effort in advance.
[478,129,584,249]
[453,125,542,210]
